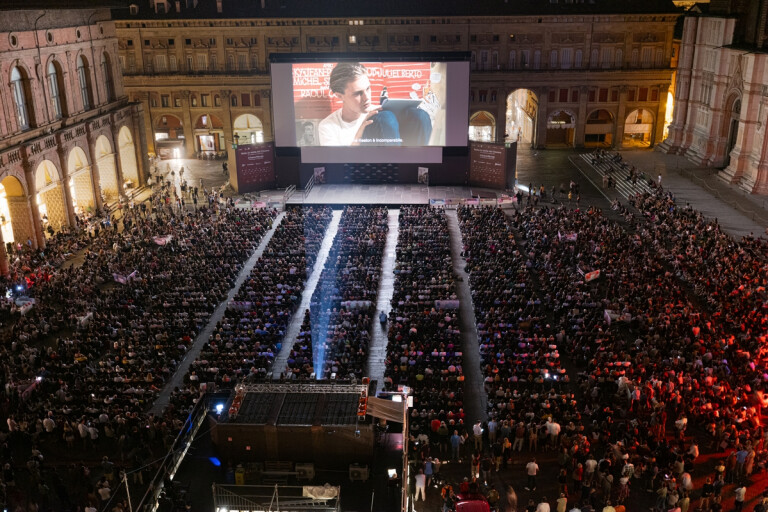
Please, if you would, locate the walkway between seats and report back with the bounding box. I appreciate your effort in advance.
[149,211,285,415]
[271,210,343,379]
[445,210,487,424]
[366,209,400,393]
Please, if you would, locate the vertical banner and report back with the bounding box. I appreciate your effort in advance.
[313,166,326,184]
[469,142,507,189]
[236,142,276,193]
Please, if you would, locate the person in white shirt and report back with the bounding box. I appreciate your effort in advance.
[318,62,431,146]
[536,496,550,512]
[414,469,426,501]
[526,458,539,490]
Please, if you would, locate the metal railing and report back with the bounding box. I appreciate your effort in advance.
[135,396,211,512]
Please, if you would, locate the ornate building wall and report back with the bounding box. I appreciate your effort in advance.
[0,7,149,269]
[659,15,768,194]
[115,7,678,152]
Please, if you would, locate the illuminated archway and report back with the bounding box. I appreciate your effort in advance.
[118,126,140,186]
[195,113,224,154]
[154,114,184,159]
[0,175,30,245]
[95,135,119,201]
[34,160,69,232]
[67,146,95,214]
[585,109,614,147]
[546,109,576,147]
[506,89,538,146]
[622,108,654,148]
[233,114,264,146]
[469,111,496,142]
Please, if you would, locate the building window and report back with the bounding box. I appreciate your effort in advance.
[590,48,599,68]
[238,54,247,70]
[169,55,177,72]
[231,95,238,107]
[508,50,516,69]
[631,49,639,67]
[599,88,608,102]
[214,95,221,107]
[77,55,93,110]
[550,50,558,69]
[186,55,193,71]
[174,97,181,107]
[560,48,572,69]
[241,93,250,107]
[638,88,648,102]
[520,50,529,68]
[615,49,623,68]
[47,61,65,119]
[196,54,207,71]
[533,50,541,69]
[156,54,167,72]
[210,55,218,71]
[574,49,583,68]
[201,94,209,107]
[559,89,568,102]
[601,48,613,69]
[641,47,653,68]
[161,94,170,107]
[11,67,33,129]
[571,89,579,103]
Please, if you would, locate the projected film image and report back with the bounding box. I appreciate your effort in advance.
[292,61,447,147]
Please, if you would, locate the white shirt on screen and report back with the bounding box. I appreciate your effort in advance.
[318,109,366,146]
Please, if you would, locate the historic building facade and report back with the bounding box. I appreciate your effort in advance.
[659,3,768,194]
[114,0,679,159]
[0,4,148,273]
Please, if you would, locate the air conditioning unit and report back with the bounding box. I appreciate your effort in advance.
[349,464,369,482]
[295,463,315,481]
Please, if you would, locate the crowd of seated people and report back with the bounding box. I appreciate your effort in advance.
[170,207,333,411]
[286,206,388,381]
[1,198,274,510]
[383,206,464,438]
[458,206,569,420]
[492,195,768,508]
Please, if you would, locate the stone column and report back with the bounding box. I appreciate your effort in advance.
[653,84,670,147]
[496,92,508,143]
[535,88,549,149]
[574,86,589,148]
[131,106,148,186]
[56,145,77,227]
[86,134,104,211]
[260,89,273,141]
[110,123,128,199]
[180,90,196,157]
[614,86,628,149]
[220,90,238,190]
[22,162,45,249]
[0,229,8,276]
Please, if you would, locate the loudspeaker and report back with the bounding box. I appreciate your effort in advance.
[295,463,315,481]
[349,464,369,482]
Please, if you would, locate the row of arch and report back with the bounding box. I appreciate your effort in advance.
[0,126,138,250]
[8,50,115,134]
[468,89,657,148]
[153,112,263,157]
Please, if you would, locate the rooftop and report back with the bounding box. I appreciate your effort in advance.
[113,0,681,20]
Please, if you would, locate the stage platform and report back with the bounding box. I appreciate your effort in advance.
[282,183,508,206]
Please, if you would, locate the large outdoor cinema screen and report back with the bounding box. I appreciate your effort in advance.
[271,54,470,164]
